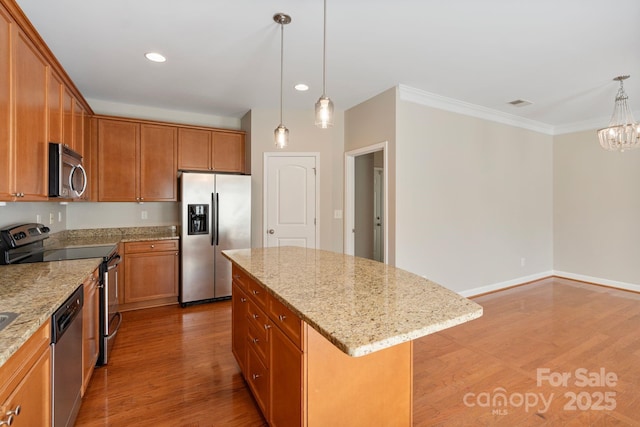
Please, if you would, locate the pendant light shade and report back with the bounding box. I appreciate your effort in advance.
[315,0,333,128]
[597,75,640,152]
[273,13,291,148]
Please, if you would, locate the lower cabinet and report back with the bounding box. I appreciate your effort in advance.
[122,239,179,310]
[0,320,51,426]
[231,265,303,426]
[82,267,100,396]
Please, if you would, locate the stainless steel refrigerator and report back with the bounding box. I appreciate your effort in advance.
[180,172,251,304]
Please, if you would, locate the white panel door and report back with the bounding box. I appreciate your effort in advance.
[265,155,317,248]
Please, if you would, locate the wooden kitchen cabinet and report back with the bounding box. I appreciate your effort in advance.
[0,3,11,200]
[82,267,100,396]
[0,320,51,427]
[231,265,304,426]
[178,128,245,173]
[11,27,48,200]
[48,68,63,143]
[122,240,179,308]
[97,118,177,202]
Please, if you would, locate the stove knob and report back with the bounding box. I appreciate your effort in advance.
[41,226,50,233]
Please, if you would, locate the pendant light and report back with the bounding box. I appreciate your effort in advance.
[314,0,334,128]
[274,13,291,149]
[597,75,640,152]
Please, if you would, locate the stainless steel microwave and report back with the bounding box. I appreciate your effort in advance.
[48,142,87,199]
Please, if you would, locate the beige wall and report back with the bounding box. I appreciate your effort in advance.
[67,202,179,229]
[395,100,554,293]
[345,87,397,265]
[554,130,640,286]
[245,108,344,252]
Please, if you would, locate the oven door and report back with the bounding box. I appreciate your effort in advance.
[99,253,122,365]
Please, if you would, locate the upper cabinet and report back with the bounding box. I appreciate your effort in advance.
[97,118,177,202]
[0,0,93,202]
[178,128,245,173]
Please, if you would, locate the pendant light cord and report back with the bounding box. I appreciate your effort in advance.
[322,0,327,96]
[280,21,284,125]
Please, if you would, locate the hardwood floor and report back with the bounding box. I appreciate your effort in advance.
[77,277,640,426]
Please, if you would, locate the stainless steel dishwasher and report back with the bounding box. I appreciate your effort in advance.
[51,284,84,427]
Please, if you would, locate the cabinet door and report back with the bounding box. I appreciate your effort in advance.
[0,348,51,427]
[47,69,63,143]
[98,119,139,201]
[269,325,303,427]
[82,269,100,396]
[73,99,85,158]
[231,283,249,373]
[0,4,12,200]
[124,251,178,303]
[13,28,48,200]
[140,124,177,201]
[62,87,73,150]
[212,131,244,173]
[178,128,211,171]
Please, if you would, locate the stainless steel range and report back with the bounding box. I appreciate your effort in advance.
[0,223,122,366]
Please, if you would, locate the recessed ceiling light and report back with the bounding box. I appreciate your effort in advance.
[294,83,309,91]
[145,52,166,63]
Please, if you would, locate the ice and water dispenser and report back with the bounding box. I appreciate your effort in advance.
[187,204,208,235]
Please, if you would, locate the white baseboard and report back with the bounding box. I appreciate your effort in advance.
[458,271,554,297]
[552,270,640,293]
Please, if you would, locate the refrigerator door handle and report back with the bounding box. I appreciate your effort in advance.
[211,193,216,246]
[215,192,220,246]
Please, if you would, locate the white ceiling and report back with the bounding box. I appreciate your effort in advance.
[14,0,640,132]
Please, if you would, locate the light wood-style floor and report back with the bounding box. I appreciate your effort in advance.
[76,277,640,426]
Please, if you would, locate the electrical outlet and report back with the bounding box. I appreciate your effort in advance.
[49,213,55,225]
[36,214,41,223]
[58,212,62,222]
[334,209,343,219]
[521,257,526,267]
[141,211,148,220]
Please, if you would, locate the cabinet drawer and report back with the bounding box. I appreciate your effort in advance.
[269,295,303,350]
[247,300,268,341]
[246,347,269,419]
[246,278,267,308]
[231,265,251,293]
[247,322,268,363]
[124,240,179,254]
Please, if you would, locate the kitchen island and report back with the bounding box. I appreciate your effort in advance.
[223,246,483,426]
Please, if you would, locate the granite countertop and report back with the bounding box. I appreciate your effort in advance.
[0,259,102,367]
[222,247,483,357]
[47,226,179,248]
[0,226,180,369]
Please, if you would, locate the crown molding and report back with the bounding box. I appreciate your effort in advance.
[398,84,556,135]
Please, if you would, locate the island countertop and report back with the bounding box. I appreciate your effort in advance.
[222,247,483,357]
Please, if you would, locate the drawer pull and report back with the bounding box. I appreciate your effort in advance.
[252,373,261,380]
[264,324,271,330]
[0,415,14,426]
[278,314,287,322]
[150,244,155,248]
[252,313,259,320]
[252,338,259,344]
[240,297,247,303]
[6,405,20,417]
[252,289,259,295]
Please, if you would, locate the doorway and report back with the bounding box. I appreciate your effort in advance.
[264,153,319,249]
[344,142,388,263]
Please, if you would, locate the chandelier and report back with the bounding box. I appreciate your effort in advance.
[597,75,640,152]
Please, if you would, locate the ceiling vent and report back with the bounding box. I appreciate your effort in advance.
[508,99,533,107]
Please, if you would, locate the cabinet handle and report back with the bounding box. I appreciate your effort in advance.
[240,297,247,303]
[252,313,259,320]
[252,290,259,295]
[6,405,20,417]
[0,415,14,426]
[252,373,261,380]
[252,338,259,344]
[264,324,271,330]
[278,314,287,322]
[150,244,155,249]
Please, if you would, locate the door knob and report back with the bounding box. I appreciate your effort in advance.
[267,229,275,234]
